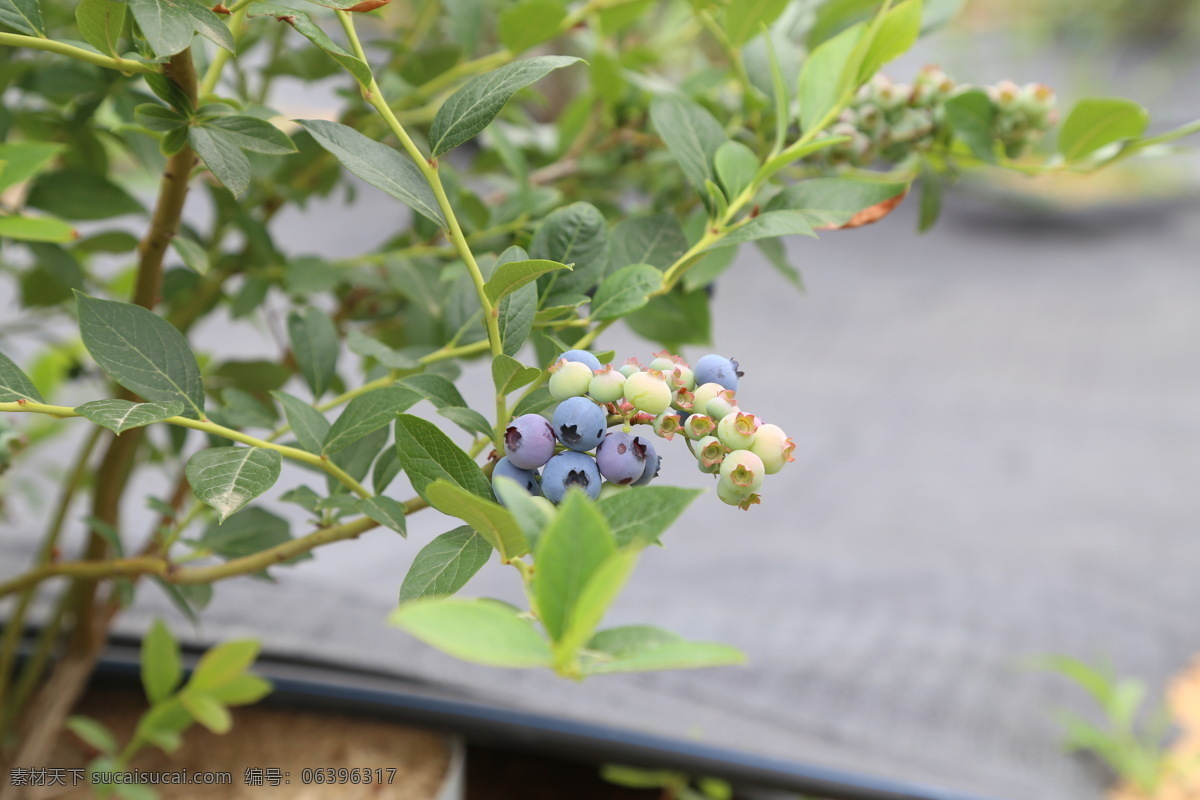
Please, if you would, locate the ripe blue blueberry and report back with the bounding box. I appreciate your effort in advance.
[551,396,607,452]
[631,438,659,486]
[632,455,661,486]
[491,457,542,502]
[596,431,651,485]
[503,413,556,469]
[542,450,602,502]
[694,354,742,391]
[556,349,602,372]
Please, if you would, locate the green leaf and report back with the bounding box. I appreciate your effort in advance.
[491,246,537,356]
[67,716,118,755]
[754,237,803,290]
[595,486,702,548]
[205,673,271,706]
[398,373,468,410]
[0,349,44,403]
[766,176,910,227]
[512,385,556,416]
[724,0,789,45]
[556,549,638,662]
[345,329,420,370]
[183,0,235,52]
[188,639,260,692]
[357,496,408,536]
[286,307,338,399]
[185,447,282,522]
[393,413,493,501]
[713,141,759,201]
[75,293,205,418]
[430,56,583,157]
[763,31,791,154]
[0,142,62,192]
[498,0,566,53]
[331,425,387,484]
[484,259,571,304]
[76,0,126,56]
[530,203,610,295]
[0,0,41,34]
[323,386,420,455]
[129,0,194,57]
[855,0,922,83]
[141,619,182,704]
[271,390,330,453]
[1058,97,1150,161]
[426,480,528,561]
[202,115,296,155]
[943,89,996,163]
[649,94,727,190]
[170,236,209,275]
[250,4,371,87]
[491,477,554,548]
[492,354,541,395]
[917,161,942,232]
[534,490,615,641]
[180,690,232,734]
[26,168,143,221]
[709,211,816,249]
[196,506,305,561]
[189,126,252,196]
[438,406,493,439]
[610,213,688,271]
[624,289,710,351]
[581,625,745,674]
[797,22,864,134]
[398,525,492,602]
[0,215,75,243]
[75,399,184,435]
[389,598,553,668]
[296,119,446,227]
[589,264,662,320]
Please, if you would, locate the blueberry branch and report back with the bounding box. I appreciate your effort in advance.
[0,505,424,600]
[336,10,509,443]
[0,31,160,74]
[0,401,371,498]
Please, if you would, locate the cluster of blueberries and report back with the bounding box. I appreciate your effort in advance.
[821,66,1058,167]
[492,349,795,511]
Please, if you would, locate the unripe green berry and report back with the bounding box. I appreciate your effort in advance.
[748,423,795,474]
[716,479,761,510]
[618,358,642,378]
[672,387,695,413]
[623,370,672,415]
[695,434,727,471]
[588,366,626,403]
[549,359,595,400]
[717,411,759,450]
[683,413,716,440]
[654,411,682,440]
[719,449,765,492]
[706,390,738,421]
[691,383,726,417]
[667,365,696,393]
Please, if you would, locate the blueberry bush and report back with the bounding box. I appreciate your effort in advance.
[0,0,1196,791]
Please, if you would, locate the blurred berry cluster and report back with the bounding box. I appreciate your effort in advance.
[819,66,1059,166]
[493,350,795,512]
